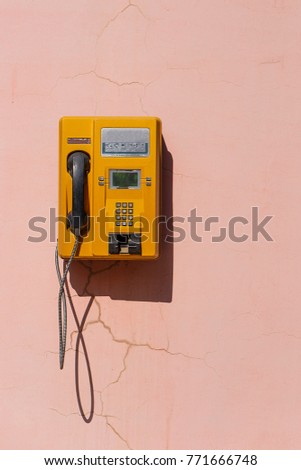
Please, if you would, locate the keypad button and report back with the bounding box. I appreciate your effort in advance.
[122,209,127,214]
[116,215,121,221]
[116,202,121,207]
[116,209,121,215]
[116,222,120,226]
[122,216,126,221]
[122,202,127,208]
[128,209,133,214]
[122,222,127,226]
[128,221,133,226]
[128,202,133,208]
[128,215,133,220]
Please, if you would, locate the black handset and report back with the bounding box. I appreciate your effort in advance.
[67,151,90,236]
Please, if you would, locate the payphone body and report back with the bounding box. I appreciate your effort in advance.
[58,116,162,260]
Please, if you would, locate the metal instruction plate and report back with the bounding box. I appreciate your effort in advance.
[101,128,150,157]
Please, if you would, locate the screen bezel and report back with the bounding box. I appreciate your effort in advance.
[109,169,141,189]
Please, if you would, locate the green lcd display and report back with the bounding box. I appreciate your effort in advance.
[110,170,140,189]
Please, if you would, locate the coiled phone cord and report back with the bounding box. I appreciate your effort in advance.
[55,236,80,369]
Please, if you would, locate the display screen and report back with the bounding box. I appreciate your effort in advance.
[110,170,140,189]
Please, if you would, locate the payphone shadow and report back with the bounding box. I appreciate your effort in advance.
[69,137,173,303]
[65,138,173,422]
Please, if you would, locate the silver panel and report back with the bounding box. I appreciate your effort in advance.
[101,128,150,157]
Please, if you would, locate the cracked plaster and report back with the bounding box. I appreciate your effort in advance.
[1,0,301,451]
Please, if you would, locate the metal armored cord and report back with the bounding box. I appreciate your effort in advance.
[55,237,79,369]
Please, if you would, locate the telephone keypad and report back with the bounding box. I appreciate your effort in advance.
[115,202,134,226]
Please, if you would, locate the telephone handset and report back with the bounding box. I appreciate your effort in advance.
[67,151,90,236]
[56,116,162,369]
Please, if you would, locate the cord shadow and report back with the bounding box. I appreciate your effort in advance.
[69,136,173,302]
[65,275,95,423]
[63,137,173,423]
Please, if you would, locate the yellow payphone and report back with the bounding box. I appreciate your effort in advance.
[56,116,162,369]
[58,116,162,259]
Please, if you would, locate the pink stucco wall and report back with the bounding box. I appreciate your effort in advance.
[1,0,301,449]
